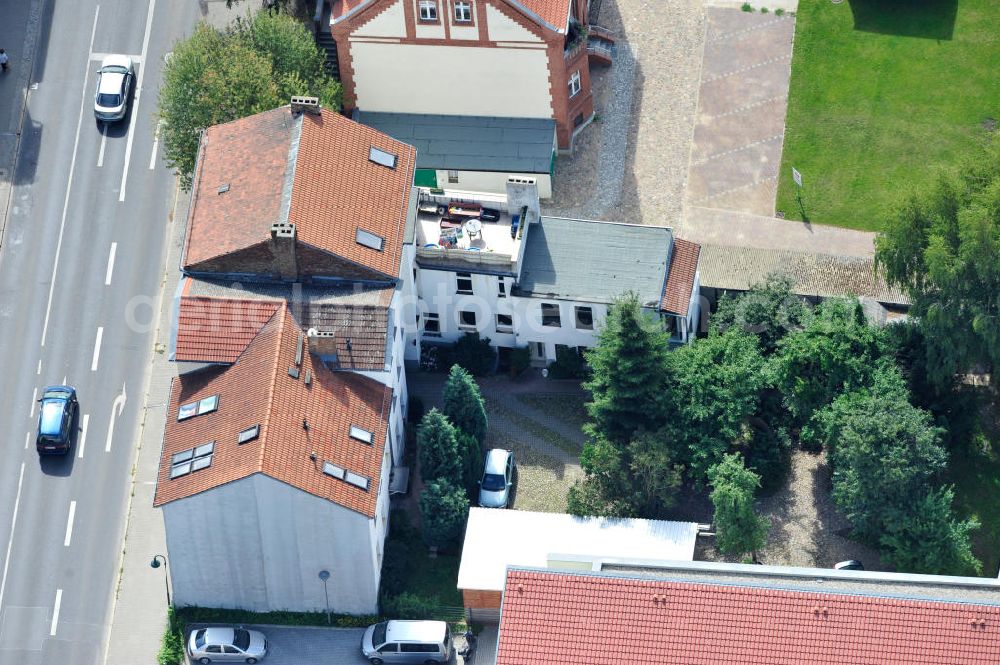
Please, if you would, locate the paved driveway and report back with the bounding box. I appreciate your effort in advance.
[187,625,369,665]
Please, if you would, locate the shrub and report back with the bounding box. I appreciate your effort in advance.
[439,333,496,376]
[157,607,186,665]
[510,346,531,377]
[741,2,753,11]
[547,346,589,379]
[381,592,440,620]
[379,539,410,598]
[775,8,784,15]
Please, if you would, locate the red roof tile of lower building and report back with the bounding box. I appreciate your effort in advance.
[154,304,392,517]
[497,569,1000,665]
[660,238,701,315]
[174,296,281,363]
[517,0,570,28]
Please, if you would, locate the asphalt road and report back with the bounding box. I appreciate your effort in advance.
[0,0,201,663]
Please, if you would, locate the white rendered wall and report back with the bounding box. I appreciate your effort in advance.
[354,0,407,37]
[486,4,543,42]
[349,41,553,118]
[435,170,552,199]
[164,474,380,614]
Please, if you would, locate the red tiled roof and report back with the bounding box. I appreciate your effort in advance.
[660,238,701,315]
[497,569,1000,665]
[290,108,415,279]
[183,107,415,280]
[154,304,392,517]
[184,108,294,268]
[174,296,281,363]
[516,0,571,28]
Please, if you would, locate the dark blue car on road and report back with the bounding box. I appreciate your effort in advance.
[36,385,78,455]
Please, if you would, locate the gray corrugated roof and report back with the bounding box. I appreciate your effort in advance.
[698,244,910,306]
[516,217,673,306]
[356,112,555,174]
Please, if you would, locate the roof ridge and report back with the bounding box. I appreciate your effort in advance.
[257,303,289,474]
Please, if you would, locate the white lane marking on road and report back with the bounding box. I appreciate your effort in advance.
[91,327,104,371]
[24,431,29,450]
[64,502,76,547]
[30,387,37,416]
[0,463,26,613]
[105,383,127,452]
[97,122,107,167]
[50,589,62,635]
[36,359,41,375]
[118,0,157,202]
[40,6,101,347]
[105,243,117,285]
[79,413,89,458]
[149,120,162,170]
[89,53,143,63]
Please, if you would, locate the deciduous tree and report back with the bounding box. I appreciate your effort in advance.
[710,274,809,356]
[158,11,341,189]
[876,134,1000,387]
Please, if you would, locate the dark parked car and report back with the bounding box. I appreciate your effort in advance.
[36,385,78,455]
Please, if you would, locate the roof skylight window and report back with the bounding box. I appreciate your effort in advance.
[170,441,215,479]
[238,425,260,444]
[350,425,374,445]
[355,228,385,252]
[323,462,346,480]
[368,146,397,169]
[177,394,220,421]
[345,471,370,491]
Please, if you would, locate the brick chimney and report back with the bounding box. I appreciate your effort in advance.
[269,222,298,281]
[290,96,321,115]
[307,329,339,359]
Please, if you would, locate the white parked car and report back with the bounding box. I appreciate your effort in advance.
[188,626,268,664]
[478,448,515,508]
[94,54,134,122]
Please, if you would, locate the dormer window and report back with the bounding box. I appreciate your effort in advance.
[418,0,437,20]
[454,0,472,22]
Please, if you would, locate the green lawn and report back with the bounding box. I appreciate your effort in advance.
[776,0,999,231]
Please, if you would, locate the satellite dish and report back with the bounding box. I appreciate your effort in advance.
[307,328,318,337]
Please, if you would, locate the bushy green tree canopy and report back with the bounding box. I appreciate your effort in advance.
[876,134,1000,387]
[158,11,342,189]
[711,275,809,356]
[879,486,981,576]
[416,409,461,484]
[774,299,887,424]
[708,454,769,561]
[419,479,469,550]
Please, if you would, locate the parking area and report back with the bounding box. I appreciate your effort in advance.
[186,625,368,665]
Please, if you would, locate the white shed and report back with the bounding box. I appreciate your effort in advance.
[458,509,700,621]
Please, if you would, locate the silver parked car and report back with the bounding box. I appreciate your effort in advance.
[188,626,268,664]
[94,54,134,122]
[478,448,515,508]
[361,620,452,664]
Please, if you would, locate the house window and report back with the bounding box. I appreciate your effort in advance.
[423,312,441,337]
[496,313,513,333]
[456,272,473,294]
[350,425,374,445]
[498,279,506,298]
[541,303,561,327]
[418,0,438,20]
[454,0,472,22]
[237,425,260,444]
[169,441,215,479]
[448,170,459,184]
[177,394,219,421]
[575,306,594,330]
[459,310,477,329]
[568,70,582,98]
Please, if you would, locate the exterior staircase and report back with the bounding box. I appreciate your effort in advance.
[587,24,615,66]
[313,1,341,80]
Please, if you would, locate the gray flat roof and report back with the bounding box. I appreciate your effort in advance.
[516,217,673,306]
[355,112,555,174]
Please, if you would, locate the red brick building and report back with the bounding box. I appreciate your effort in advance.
[328,0,599,149]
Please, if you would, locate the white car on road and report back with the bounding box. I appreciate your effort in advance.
[94,54,134,122]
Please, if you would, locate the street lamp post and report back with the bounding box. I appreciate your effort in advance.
[150,554,171,607]
[318,570,331,625]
